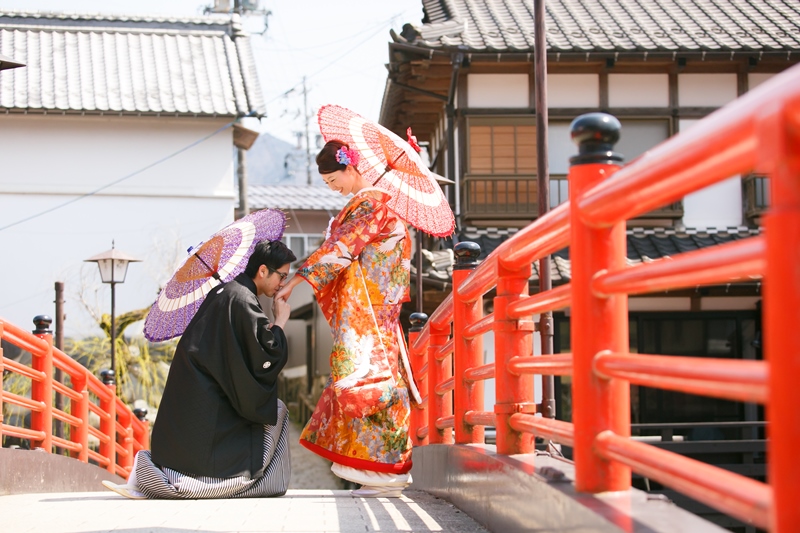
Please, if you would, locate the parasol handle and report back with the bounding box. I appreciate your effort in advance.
[376,152,405,182]
[195,253,222,282]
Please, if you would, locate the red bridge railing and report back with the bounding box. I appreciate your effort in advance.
[1,315,149,479]
[408,63,800,531]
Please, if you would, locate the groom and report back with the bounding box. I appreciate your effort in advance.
[103,240,297,499]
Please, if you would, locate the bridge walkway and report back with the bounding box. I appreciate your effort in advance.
[0,489,487,533]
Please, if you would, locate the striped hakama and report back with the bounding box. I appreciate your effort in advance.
[133,401,290,499]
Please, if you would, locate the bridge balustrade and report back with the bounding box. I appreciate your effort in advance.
[1,315,149,478]
[408,63,800,531]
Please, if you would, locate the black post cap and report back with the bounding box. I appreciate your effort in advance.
[454,241,481,270]
[409,312,429,331]
[32,315,53,335]
[133,407,148,421]
[100,369,116,386]
[569,113,624,166]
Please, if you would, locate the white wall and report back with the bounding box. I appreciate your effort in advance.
[547,74,599,108]
[467,74,529,108]
[749,73,775,90]
[609,74,669,107]
[679,119,743,229]
[0,114,235,339]
[678,74,738,106]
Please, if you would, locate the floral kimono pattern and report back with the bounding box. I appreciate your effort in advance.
[297,188,415,474]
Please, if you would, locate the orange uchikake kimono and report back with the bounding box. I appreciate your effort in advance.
[296,188,419,474]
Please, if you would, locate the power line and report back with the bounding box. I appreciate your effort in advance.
[0,118,240,233]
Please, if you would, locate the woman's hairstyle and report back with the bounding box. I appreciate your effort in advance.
[317,140,356,175]
[244,240,297,278]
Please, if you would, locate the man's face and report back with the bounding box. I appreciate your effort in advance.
[255,263,289,297]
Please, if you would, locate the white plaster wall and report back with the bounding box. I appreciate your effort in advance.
[628,297,691,312]
[701,297,761,311]
[0,114,236,338]
[548,74,599,108]
[678,73,738,106]
[467,74,529,108]
[547,121,574,175]
[749,73,775,90]
[609,74,669,107]
[679,119,743,229]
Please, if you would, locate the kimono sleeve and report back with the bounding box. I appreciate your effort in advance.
[221,296,288,424]
[296,197,388,294]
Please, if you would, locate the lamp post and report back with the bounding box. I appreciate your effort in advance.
[84,243,141,380]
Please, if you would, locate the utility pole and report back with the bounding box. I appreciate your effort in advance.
[302,76,313,185]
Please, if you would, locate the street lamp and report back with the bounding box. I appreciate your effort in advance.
[84,243,141,381]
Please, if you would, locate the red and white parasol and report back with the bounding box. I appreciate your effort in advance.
[318,104,455,237]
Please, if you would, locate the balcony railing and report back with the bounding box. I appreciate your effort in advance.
[463,175,538,219]
[463,175,683,221]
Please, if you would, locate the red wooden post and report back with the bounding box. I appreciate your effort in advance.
[763,105,800,532]
[408,312,429,446]
[452,242,485,444]
[117,407,133,473]
[133,407,150,452]
[99,370,117,473]
[494,254,536,455]
[70,375,90,462]
[569,113,631,492]
[30,315,54,452]
[427,318,453,445]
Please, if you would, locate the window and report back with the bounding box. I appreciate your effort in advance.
[743,174,769,221]
[468,118,537,175]
[281,233,323,263]
[553,312,759,425]
[465,117,538,218]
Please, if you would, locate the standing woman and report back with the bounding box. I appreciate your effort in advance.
[275,140,419,497]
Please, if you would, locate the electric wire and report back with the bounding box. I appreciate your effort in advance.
[0,117,241,233]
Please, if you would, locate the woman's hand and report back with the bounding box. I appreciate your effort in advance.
[275,274,303,303]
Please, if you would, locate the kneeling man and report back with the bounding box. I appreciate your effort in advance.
[103,240,296,499]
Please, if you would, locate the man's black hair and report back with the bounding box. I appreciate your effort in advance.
[244,240,296,278]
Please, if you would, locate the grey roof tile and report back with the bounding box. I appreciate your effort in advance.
[453,225,761,284]
[0,10,264,116]
[412,0,800,52]
[248,185,349,212]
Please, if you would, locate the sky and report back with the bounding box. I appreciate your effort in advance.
[1,0,425,144]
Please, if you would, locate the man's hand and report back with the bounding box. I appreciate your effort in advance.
[271,295,290,329]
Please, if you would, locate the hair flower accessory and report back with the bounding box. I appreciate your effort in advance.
[336,146,360,166]
[406,127,421,153]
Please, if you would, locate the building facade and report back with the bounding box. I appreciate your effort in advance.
[379,2,799,528]
[0,10,264,337]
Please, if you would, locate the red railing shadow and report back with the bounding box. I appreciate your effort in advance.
[408,63,800,531]
[1,316,149,479]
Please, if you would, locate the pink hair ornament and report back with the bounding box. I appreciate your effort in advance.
[336,146,360,166]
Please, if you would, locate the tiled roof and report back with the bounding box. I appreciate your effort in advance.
[404,0,800,53]
[437,226,762,284]
[0,10,264,116]
[248,185,349,212]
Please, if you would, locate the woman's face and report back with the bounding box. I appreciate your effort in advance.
[322,167,359,196]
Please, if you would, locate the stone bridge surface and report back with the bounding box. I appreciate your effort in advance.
[0,421,486,533]
[0,420,724,533]
[1,489,487,533]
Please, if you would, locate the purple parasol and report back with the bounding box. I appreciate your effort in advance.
[143,208,287,342]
